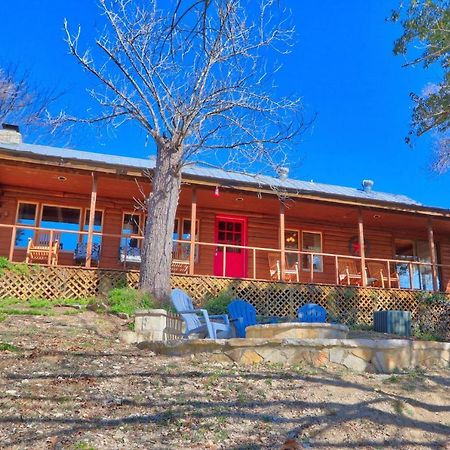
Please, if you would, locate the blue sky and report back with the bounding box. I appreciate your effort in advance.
[1,0,449,208]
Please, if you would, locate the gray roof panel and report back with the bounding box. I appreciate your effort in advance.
[0,141,422,207]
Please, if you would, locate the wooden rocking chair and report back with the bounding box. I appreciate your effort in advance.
[25,231,61,265]
[268,253,299,282]
[338,258,362,286]
[366,261,400,288]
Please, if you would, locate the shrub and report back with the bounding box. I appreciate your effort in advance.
[0,258,30,277]
[203,289,234,315]
[107,287,154,316]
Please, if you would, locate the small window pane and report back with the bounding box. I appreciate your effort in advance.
[182,220,191,240]
[16,203,36,247]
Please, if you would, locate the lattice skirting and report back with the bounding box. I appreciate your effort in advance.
[0,266,448,339]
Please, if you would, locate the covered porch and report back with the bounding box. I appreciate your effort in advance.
[1,160,450,292]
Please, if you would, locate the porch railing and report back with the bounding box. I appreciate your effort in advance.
[0,223,446,291]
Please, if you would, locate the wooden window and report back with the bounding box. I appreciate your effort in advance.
[173,218,199,261]
[15,202,38,247]
[41,205,81,251]
[83,210,103,245]
[301,231,323,272]
[284,229,300,267]
[394,238,436,290]
[121,212,142,250]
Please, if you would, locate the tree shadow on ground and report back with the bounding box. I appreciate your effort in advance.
[1,363,449,449]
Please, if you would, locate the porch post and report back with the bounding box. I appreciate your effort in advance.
[427,218,438,291]
[189,187,197,275]
[358,209,367,287]
[85,173,98,268]
[279,202,286,281]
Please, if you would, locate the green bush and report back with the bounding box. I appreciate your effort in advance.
[107,287,154,316]
[203,289,234,315]
[0,257,30,277]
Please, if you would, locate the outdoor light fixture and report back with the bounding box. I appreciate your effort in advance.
[236,197,243,202]
[57,176,67,182]
[214,186,220,198]
[373,214,381,219]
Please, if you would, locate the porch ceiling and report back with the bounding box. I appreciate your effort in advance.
[0,163,150,201]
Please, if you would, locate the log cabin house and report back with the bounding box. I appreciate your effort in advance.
[1,125,450,293]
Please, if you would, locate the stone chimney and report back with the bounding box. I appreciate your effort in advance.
[0,124,22,145]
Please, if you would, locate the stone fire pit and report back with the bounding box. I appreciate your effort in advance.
[246,322,349,339]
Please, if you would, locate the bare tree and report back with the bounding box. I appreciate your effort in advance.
[0,67,57,138]
[59,0,303,303]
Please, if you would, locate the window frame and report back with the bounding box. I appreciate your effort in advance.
[174,217,200,262]
[121,211,145,249]
[39,203,83,252]
[301,230,323,273]
[15,201,39,248]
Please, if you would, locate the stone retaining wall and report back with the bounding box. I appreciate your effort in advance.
[137,338,450,374]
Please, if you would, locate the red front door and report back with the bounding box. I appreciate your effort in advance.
[214,215,248,278]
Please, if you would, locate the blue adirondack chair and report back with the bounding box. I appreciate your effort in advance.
[227,299,257,338]
[171,289,232,339]
[297,303,327,323]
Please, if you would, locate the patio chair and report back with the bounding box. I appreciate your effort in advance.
[74,242,101,264]
[297,303,327,323]
[337,258,362,286]
[227,299,279,338]
[25,231,60,265]
[268,253,299,282]
[227,299,257,338]
[171,259,190,274]
[171,288,232,339]
[366,261,400,288]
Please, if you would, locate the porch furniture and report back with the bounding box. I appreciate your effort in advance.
[119,246,142,263]
[366,262,400,288]
[171,259,190,274]
[297,303,327,323]
[171,288,232,339]
[338,258,363,286]
[227,299,257,338]
[25,231,60,265]
[227,299,279,337]
[74,242,101,264]
[268,253,299,282]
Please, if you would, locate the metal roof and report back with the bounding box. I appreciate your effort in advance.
[0,141,422,208]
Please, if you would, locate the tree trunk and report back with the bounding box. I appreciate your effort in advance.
[139,141,182,304]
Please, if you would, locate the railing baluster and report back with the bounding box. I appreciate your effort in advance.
[335,255,339,284]
[222,245,226,277]
[9,225,16,262]
[409,262,414,289]
[387,260,391,289]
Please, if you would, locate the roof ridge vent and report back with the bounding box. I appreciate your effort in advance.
[277,166,289,180]
[362,179,374,193]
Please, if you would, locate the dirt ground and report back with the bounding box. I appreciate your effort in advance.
[0,311,449,450]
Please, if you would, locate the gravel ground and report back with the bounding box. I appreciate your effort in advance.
[0,311,449,450]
